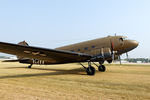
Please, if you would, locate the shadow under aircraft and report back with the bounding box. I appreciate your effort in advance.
[0,67,85,79]
[0,35,139,75]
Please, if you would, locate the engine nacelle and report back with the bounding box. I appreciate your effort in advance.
[101,48,112,58]
[106,54,119,63]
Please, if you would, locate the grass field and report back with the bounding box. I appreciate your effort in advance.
[0,61,150,100]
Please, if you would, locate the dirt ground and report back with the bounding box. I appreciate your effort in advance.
[0,61,150,100]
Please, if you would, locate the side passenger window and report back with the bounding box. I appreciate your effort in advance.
[84,47,88,50]
[92,46,95,48]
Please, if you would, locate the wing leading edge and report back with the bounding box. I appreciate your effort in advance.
[0,42,92,64]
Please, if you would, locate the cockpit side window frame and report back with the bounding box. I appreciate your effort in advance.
[119,38,123,42]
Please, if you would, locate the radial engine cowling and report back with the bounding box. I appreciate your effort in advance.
[106,53,119,63]
[101,48,112,58]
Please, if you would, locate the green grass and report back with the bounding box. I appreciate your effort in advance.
[0,61,150,100]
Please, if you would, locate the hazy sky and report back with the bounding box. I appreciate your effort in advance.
[0,0,150,58]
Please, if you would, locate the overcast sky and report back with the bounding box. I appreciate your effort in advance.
[0,0,149,58]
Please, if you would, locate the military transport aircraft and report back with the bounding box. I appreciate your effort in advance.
[0,35,138,75]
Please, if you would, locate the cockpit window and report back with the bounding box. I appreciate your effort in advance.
[119,38,124,42]
[119,37,127,41]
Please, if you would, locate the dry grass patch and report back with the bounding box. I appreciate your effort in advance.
[0,61,149,100]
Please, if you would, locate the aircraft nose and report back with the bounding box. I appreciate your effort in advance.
[117,39,139,54]
[131,40,139,48]
[122,40,139,52]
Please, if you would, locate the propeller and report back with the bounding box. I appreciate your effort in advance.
[110,41,123,65]
[110,39,129,65]
[110,41,122,64]
[110,41,115,61]
[126,52,129,61]
[118,55,122,65]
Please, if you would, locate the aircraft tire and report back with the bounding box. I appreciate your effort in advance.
[86,66,95,75]
[98,65,106,72]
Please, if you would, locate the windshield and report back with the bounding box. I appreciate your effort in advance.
[119,36,128,41]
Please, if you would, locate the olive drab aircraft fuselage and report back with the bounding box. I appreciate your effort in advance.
[0,36,139,75]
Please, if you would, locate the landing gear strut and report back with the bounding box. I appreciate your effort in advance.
[80,62,95,75]
[79,61,106,75]
[28,64,33,68]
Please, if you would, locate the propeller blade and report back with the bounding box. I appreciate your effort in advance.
[119,55,122,65]
[112,51,115,61]
[126,52,129,61]
[111,42,114,52]
[110,41,115,61]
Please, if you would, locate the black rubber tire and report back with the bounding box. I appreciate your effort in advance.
[98,65,106,72]
[86,66,96,75]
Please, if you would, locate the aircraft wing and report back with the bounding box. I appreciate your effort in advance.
[0,42,92,64]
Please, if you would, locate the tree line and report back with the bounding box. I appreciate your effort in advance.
[125,58,150,63]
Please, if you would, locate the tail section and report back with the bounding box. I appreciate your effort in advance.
[18,40,29,46]
[2,41,32,65]
[17,41,29,59]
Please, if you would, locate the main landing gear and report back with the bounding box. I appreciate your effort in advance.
[80,61,106,75]
[98,65,106,72]
[93,62,106,72]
